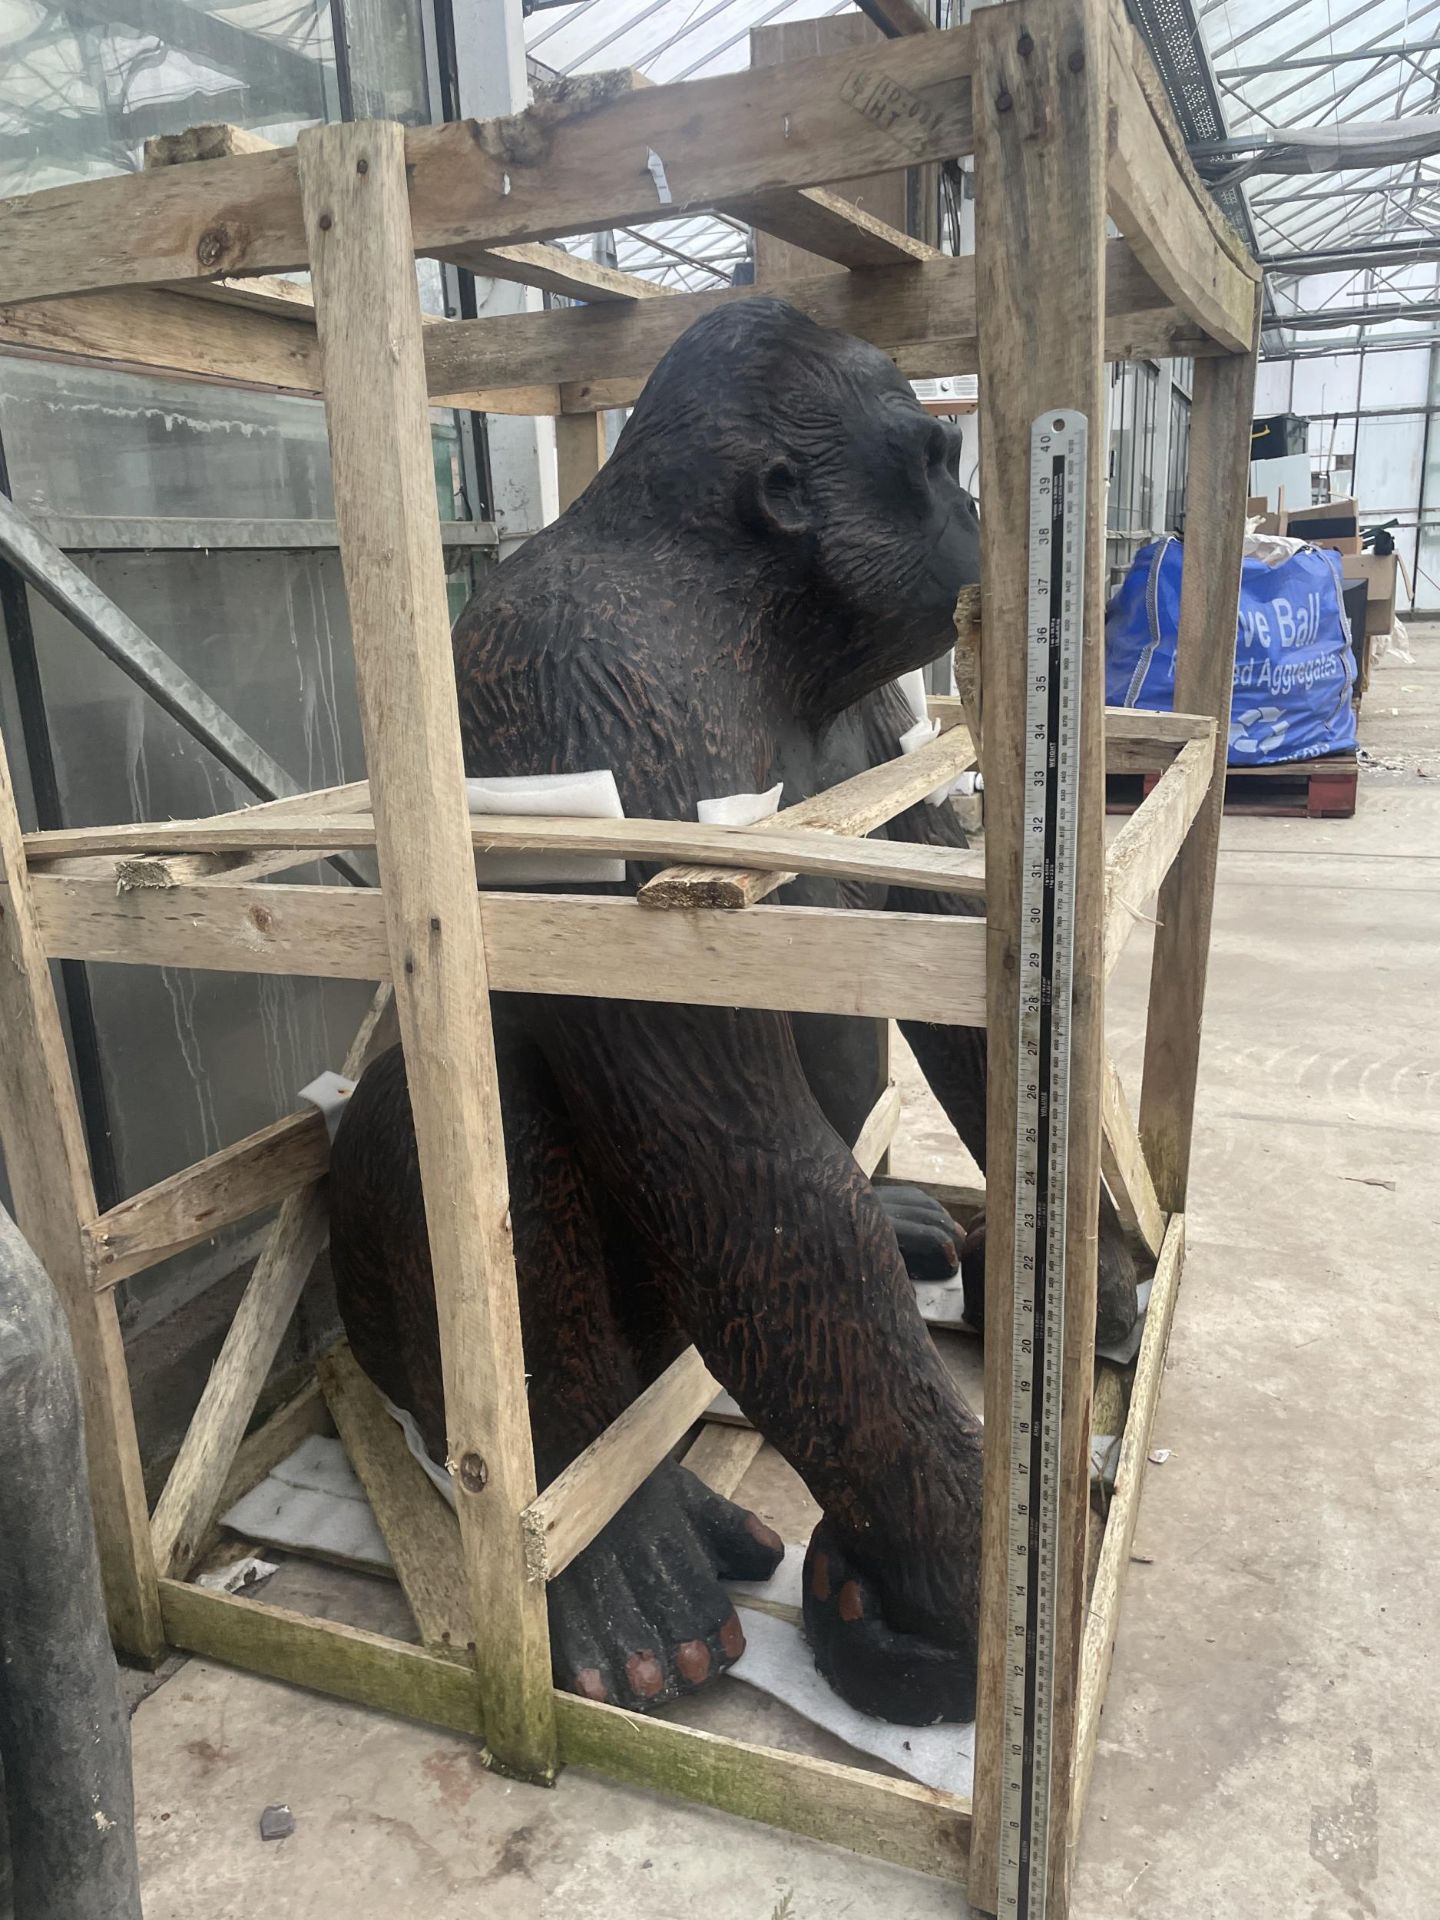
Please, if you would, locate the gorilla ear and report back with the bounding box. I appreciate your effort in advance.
[739,456,810,538]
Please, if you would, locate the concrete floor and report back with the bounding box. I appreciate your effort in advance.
[130,630,1439,1918]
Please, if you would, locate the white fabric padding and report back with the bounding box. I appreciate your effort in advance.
[467,768,625,886]
[696,782,783,827]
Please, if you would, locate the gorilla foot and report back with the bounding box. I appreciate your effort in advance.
[957,1208,1142,1352]
[802,1519,976,1727]
[875,1183,963,1284]
[548,1460,783,1712]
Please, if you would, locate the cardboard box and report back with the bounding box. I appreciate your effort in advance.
[1342,552,1398,636]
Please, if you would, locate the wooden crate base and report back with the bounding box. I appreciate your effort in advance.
[1108,750,1357,821]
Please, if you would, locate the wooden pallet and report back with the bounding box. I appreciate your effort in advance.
[1109,749,1358,821]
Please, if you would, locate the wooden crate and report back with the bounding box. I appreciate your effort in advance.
[0,3,1259,1912]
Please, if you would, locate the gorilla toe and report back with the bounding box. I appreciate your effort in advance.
[802,1519,977,1726]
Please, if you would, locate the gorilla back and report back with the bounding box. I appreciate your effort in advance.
[330,297,987,1724]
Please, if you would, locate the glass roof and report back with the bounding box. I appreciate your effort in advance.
[1197,0,1440,351]
[528,0,1440,350]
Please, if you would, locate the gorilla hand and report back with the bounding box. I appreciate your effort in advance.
[875,1183,963,1283]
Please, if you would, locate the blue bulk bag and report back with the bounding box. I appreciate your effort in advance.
[1104,534,1357,765]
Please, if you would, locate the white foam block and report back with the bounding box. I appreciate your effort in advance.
[467,768,625,885]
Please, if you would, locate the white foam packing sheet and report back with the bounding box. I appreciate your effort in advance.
[221,1437,973,1794]
[222,1434,394,1573]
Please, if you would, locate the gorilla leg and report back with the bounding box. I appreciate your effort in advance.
[534,995,984,1724]
[329,1032,781,1713]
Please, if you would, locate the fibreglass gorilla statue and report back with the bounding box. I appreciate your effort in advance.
[330,299,1137,1724]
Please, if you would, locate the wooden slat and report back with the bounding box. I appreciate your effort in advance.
[0,286,323,392]
[147,122,669,311]
[1101,735,1213,979]
[749,13,921,283]
[437,240,670,304]
[424,255,971,395]
[1108,3,1258,289]
[0,36,978,304]
[317,1343,472,1657]
[1072,1215,1184,1841]
[158,1578,973,1880]
[419,240,1191,399]
[852,1080,902,1176]
[930,695,1214,761]
[854,0,937,35]
[681,1424,766,1499]
[1101,709,1215,774]
[175,273,317,319]
[298,121,555,1781]
[521,1347,719,1582]
[1105,12,1258,353]
[719,185,936,269]
[148,985,397,1581]
[638,721,977,909]
[968,2,1110,1906]
[1139,341,1260,1210]
[86,1107,330,1290]
[23,877,991,1028]
[1100,1055,1165,1262]
[22,809,984,901]
[554,410,608,514]
[0,710,162,1657]
[144,123,278,166]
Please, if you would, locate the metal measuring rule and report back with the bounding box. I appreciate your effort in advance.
[998,409,1088,1920]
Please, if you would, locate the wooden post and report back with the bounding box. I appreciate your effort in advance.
[969,0,1109,1911]
[554,412,608,514]
[1138,331,1260,1209]
[297,120,556,1781]
[0,731,163,1658]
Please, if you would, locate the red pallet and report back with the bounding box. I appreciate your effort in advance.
[1108,750,1358,821]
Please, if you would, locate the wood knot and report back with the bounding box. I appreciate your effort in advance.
[247,904,274,933]
[195,227,230,268]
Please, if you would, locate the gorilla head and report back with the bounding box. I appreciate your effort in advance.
[578,297,980,710]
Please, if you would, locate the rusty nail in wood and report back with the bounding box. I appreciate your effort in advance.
[196,228,227,267]
[356,158,369,174]
[459,1453,489,1493]
[318,212,333,231]
[1068,47,1085,71]
[1017,31,1034,54]
[996,88,1013,112]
